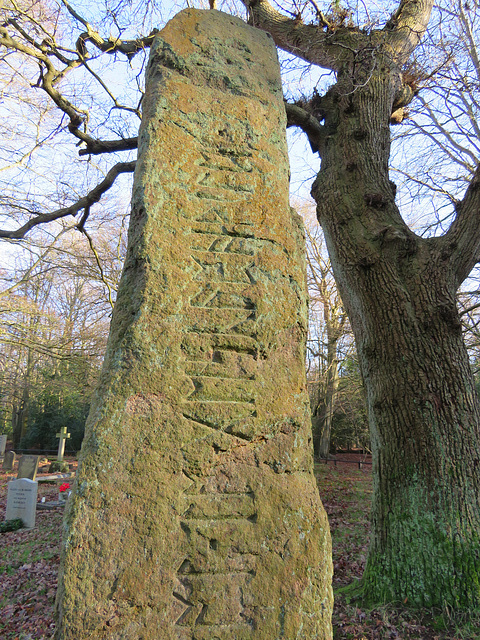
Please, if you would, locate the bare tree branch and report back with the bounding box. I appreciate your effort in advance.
[303,0,331,29]
[0,161,136,240]
[385,0,435,63]
[443,164,480,286]
[0,9,146,157]
[60,0,158,60]
[240,0,357,70]
[78,137,138,156]
[241,0,434,72]
[285,101,324,152]
[78,227,115,309]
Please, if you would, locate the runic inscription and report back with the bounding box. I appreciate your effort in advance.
[55,10,332,640]
[174,149,263,637]
[173,483,257,639]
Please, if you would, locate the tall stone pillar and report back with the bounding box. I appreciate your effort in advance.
[55,9,332,640]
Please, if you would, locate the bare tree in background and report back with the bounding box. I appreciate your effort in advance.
[0,222,125,447]
[300,204,353,458]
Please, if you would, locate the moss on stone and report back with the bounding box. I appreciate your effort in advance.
[55,9,333,640]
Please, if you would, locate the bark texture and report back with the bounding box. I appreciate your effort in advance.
[311,66,480,608]
[55,10,332,639]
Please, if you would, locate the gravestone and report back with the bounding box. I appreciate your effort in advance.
[2,450,16,472]
[55,10,333,640]
[0,434,6,457]
[56,427,71,461]
[17,455,39,480]
[5,478,38,528]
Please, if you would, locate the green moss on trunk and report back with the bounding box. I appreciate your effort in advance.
[361,476,480,608]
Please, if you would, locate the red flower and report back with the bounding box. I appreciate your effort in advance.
[59,482,70,493]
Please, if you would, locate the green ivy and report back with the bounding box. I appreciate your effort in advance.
[0,518,23,533]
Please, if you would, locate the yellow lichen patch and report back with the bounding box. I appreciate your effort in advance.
[55,9,333,640]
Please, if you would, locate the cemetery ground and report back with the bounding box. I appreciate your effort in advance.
[0,457,478,640]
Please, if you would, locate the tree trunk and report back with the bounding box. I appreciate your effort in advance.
[316,344,340,459]
[316,410,331,460]
[12,384,29,449]
[311,402,324,457]
[312,69,480,608]
[11,403,21,449]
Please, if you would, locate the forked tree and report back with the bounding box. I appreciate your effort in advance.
[247,0,480,607]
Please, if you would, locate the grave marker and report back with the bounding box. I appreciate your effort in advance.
[2,450,15,472]
[0,434,6,457]
[17,454,39,480]
[56,427,71,461]
[5,478,38,528]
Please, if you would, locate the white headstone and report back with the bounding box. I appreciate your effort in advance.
[6,478,38,529]
[0,435,6,456]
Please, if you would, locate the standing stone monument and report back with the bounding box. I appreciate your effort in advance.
[0,434,6,457]
[2,450,16,472]
[6,478,38,528]
[55,10,332,640]
[17,454,39,480]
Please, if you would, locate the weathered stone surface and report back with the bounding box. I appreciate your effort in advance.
[17,454,39,480]
[55,9,332,640]
[2,450,15,472]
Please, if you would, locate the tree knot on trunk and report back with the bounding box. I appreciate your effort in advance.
[353,128,368,140]
[364,193,388,208]
[375,225,417,257]
[437,303,463,330]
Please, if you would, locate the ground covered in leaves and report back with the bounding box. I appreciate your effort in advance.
[1,455,479,639]
[317,457,480,639]
[0,458,76,640]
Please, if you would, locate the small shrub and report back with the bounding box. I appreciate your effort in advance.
[0,518,23,533]
[48,461,70,473]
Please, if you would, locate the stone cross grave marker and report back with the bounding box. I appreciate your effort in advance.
[6,477,38,528]
[2,450,16,472]
[17,454,39,480]
[0,435,6,457]
[56,427,71,461]
[55,9,333,640]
